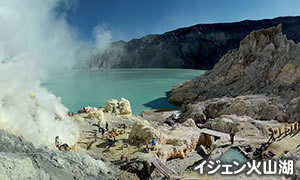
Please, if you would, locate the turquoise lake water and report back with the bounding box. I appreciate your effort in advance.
[219,148,248,164]
[42,69,204,114]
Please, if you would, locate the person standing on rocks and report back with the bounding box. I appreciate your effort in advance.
[152,137,157,150]
[94,130,98,142]
[267,128,276,144]
[230,132,235,144]
[98,120,101,133]
[101,128,105,138]
[106,121,109,131]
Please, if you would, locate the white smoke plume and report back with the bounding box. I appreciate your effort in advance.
[76,24,113,69]
[93,24,112,54]
[0,0,101,146]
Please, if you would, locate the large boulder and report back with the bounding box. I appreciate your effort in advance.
[128,121,157,144]
[182,118,197,128]
[87,110,105,120]
[119,98,132,115]
[129,121,206,162]
[157,146,187,162]
[103,99,119,114]
[103,98,132,115]
[201,116,239,134]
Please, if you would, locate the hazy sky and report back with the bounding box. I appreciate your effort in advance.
[61,0,300,41]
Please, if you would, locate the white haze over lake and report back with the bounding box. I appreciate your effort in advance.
[0,0,111,146]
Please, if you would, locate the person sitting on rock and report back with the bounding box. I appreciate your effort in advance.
[55,136,70,151]
[60,143,70,151]
[107,136,113,148]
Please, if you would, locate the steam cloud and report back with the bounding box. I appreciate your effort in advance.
[0,0,110,146]
[93,25,112,55]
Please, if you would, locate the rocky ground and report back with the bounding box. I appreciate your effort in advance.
[0,130,117,180]
[71,97,300,180]
[1,97,299,179]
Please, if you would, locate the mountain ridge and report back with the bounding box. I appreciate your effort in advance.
[87,16,300,69]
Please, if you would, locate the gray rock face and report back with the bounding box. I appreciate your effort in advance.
[183,95,286,123]
[169,24,300,121]
[0,130,116,180]
[87,16,300,70]
[119,158,153,179]
[0,155,49,180]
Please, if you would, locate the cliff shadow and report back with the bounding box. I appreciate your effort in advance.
[143,96,177,110]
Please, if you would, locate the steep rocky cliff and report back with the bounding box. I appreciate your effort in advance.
[87,16,300,69]
[169,24,300,122]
